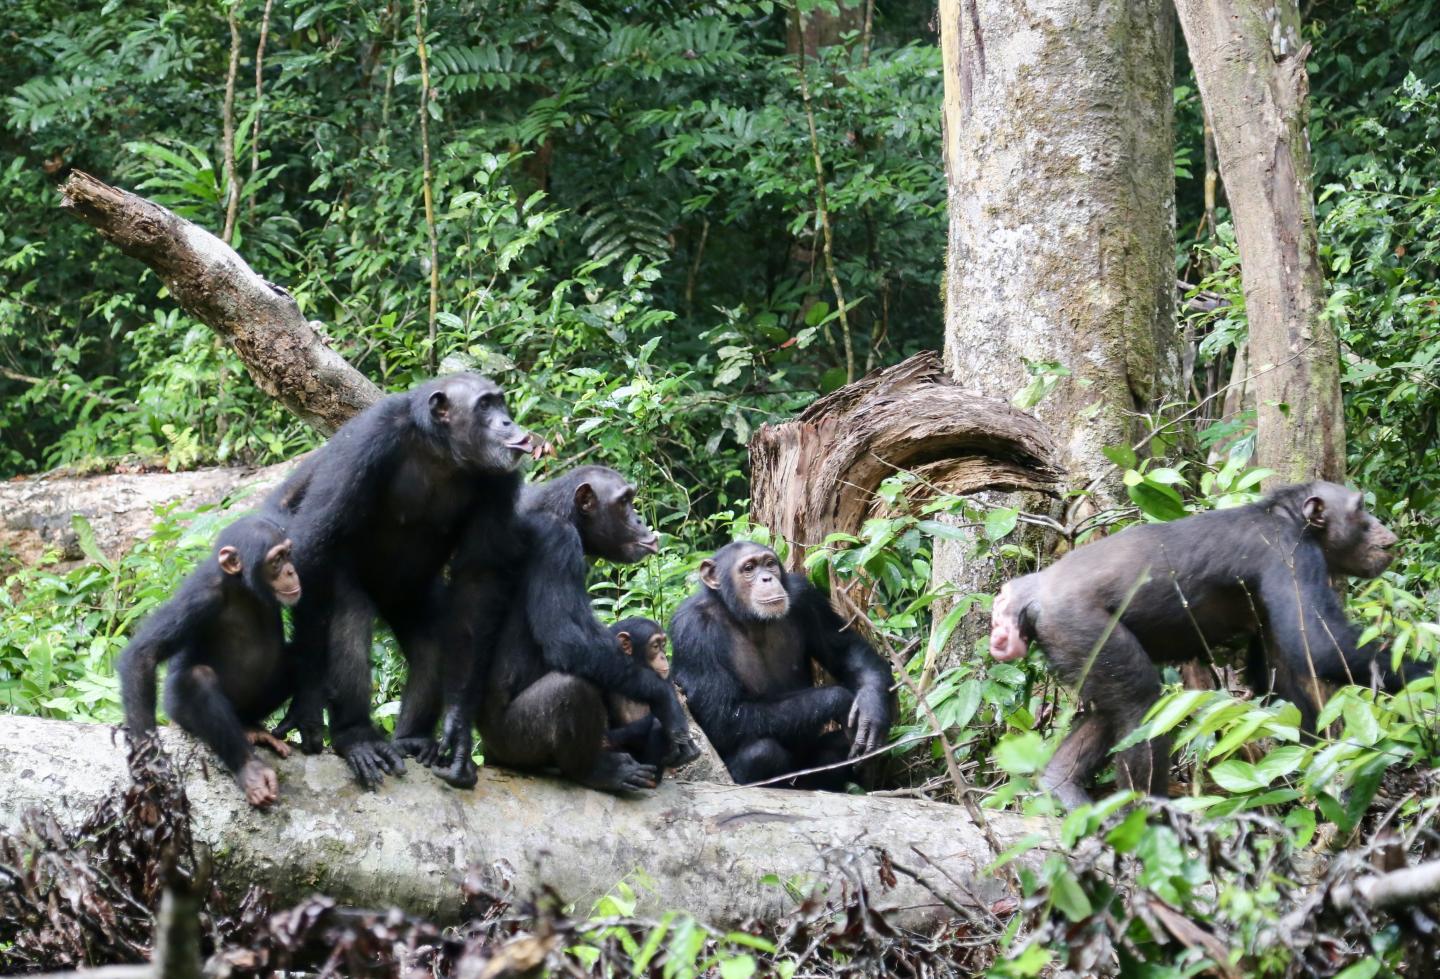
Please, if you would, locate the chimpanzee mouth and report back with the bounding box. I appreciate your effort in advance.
[505,434,537,455]
[637,535,661,555]
[756,596,788,606]
[277,586,303,604]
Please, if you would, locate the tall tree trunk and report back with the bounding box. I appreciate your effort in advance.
[1173,0,1344,484]
[931,0,1181,659]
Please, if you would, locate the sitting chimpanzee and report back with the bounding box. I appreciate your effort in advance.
[269,373,536,788]
[602,617,672,769]
[670,541,895,790]
[119,514,302,807]
[430,466,701,792]
[989,480,1426,809]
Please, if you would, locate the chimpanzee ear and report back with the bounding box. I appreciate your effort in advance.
[574,482,597,514]
[699,559,720,591]
[1303,495,1327,527]
[218,546,244,576]
[615,631,633,656]
[429,390,450,423]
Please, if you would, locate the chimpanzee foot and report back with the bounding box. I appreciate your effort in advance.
[341,739,406,790]
[247,728,293,758]
[393,736,440,766]
[581,752,658,795]
[272,709,326,755]
[661,733,702,769]
[434,753,479,790]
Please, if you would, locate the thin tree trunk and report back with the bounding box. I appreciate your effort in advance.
[1174,0,1344,484]
[220,4,242,244]
[414,0,440,375]
[931,0,1180,658]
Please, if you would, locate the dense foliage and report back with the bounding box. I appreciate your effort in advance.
[3,0,1440,975]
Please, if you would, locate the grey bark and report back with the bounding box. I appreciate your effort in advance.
[931,0,1181,659]
[58,171,380,434]
[0,716,1048,929]
[1172,0,1344,484]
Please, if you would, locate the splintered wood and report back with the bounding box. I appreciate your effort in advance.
[749,352,1062,556]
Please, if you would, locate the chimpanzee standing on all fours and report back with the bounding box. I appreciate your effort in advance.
[988,480,1426,809]
[670,541,895,790]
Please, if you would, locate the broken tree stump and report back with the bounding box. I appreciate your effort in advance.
[749,351,1063,558]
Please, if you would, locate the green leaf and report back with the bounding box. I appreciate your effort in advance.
[993,732,1047,775]
[983,507,1020,541]
[1127,480,1187,521]
[719,955,756,979]
[1101,444,1137,469]
[1048,866,1094,922]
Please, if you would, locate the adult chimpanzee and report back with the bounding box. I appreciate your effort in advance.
[429,466,701,793]
[988,480,1423,809]
[602,617,671,768]
[269,373,535,789]
[670,541,895,790]
[119,515,302,807]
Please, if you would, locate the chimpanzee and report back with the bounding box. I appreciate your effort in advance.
[429,466,701,793]
[118,514,302,807]
[988,480,1425,809]
[269,373,535,789]
[669,541,895,790]
[602,617,671,768]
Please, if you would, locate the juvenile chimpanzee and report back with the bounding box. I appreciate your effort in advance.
[988,480,1425,809]
[119,515,302,807]
[269,373,535,789]
[670,541,895,790]
[602,617,672,768]
[430,466,701,793]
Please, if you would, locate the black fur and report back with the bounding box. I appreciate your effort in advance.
[670,541,895,790]
[269,373,529,789]
[434,466,700,793]
[990,480,1423,808]
[118,514,296,780]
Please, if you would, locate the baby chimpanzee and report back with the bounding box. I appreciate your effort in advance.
[119,514,302,807]
[603,617,672,769]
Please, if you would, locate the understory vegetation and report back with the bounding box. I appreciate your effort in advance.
[3,0,1440,975]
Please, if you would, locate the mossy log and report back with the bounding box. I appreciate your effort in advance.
[0,715,1049,929]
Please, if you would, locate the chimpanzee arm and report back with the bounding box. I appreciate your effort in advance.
[118,579,220,737]
[1258,549,1416,703]
[523,516,690,737]
[790,576,895,755]
[669,599,854,757]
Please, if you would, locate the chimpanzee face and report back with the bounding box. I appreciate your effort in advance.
[617,623,670,678]
[426,374,537,474]
[217,516,302,607]
[702,542,790,622]
[1304,482,1398,579]
[575,473,660,564]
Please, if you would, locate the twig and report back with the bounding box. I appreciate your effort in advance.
[739,733,933,788]
[247,0,275,224]
[220,2,242,244]
[790,4,855,385]
[1,367,123,407]
[1331,859,1440,912]
[414,0,440,374]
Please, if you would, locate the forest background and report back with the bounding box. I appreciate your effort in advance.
[3,0,1440,974]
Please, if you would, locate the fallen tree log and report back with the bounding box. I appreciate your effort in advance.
[0,715,1047,929]
[749,351,1063,560]
[0,461,293,566]
[58,171,379,433]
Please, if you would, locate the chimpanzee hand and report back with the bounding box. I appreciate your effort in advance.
[429,706,479,789]
[393,737,441,766]
[661,730,702,769]
[339,739,406,790]
[272,703,326,755]
[846,688,889,758]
